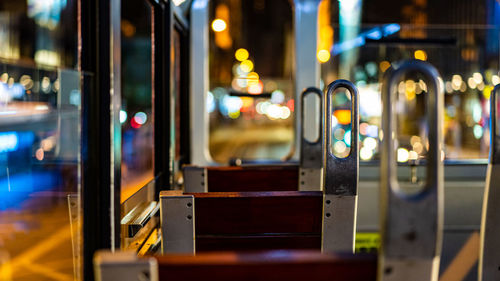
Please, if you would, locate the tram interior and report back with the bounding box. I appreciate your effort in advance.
[0,0,500,281]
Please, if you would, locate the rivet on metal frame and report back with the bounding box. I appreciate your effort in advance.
[160,192,195,254]
[183,166,207,192]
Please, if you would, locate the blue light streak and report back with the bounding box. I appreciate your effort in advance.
[331,24,401,56]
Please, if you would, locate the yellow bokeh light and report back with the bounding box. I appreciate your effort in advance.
[240,60,254,73]
[211,19,227,32]
[235,48,249,62]
[247,72,259,86]
[248,80,264,95]
[334,110,351,125]
[414,50,427,61]
[317,49,331,63]
[379,61,391,72]
[397,148,409,163]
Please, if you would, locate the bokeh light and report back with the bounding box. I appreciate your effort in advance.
[211,19,227,32]
[317,49,331,63]
[235,48,249,61]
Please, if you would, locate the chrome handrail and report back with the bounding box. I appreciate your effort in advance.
[479,84,500,281]
[378,60,444,281]
[299,87,324,191]
[322,79,359,253]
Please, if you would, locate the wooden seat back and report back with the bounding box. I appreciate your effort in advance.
[208,166,299,192]
[160,191,323,253]
[156,250,377,281]
[94,250,377,281]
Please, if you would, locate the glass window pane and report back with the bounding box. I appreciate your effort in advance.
[0,63,83,281]
[208,0,294,164]
[0,0,77,68]
[321,0,500,162]
[120,0,154,200]
[0,0,81,279]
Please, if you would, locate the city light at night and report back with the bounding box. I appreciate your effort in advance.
[211,19,227,32]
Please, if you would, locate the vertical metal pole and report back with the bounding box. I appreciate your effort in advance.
[109,0,122,252]
[378,60,444,281]
[479,84,500,281]
[79,0,120,278]
[190,0,215,166]
[322,80,359,253]
[293,0,322,161]
[299,87,324,191]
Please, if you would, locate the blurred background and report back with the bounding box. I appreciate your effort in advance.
[206,0,500,163]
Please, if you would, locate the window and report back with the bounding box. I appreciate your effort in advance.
[208,0,295,164]
[120,0,154,200]
[321,0,500,162]
[0,1,82,280]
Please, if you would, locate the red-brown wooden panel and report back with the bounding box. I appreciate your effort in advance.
[196,234,321,252]
[156,250,377,281]
[188,191,323,235]
[206,165,299,192]
[186,191,323,252]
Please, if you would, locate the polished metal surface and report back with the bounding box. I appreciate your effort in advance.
[160,193,195,254]
[479,84,500,281]
[121,201,159,238]
[378,60,444,281]
[190,0,215,166]
[299,87,324,191]
[183,166,208,192]
[94,250,158,281]
[322,194,357,253]
[293,0,322,161]
[322,80,359,253]
[323,80,359,196]
[299,168,323,191]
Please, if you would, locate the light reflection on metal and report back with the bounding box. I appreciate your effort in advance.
[379,60,444,281]
[479,85,500,281]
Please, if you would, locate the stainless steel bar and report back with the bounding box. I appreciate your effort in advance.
[299,87,324,191]
[322,80,359,253]
[378,60,444,281]
[183,166,208,192]
[293,0,322,162]
[479,84,500,281]
[160,192,195,254]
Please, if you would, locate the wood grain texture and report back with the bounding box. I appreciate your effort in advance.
[196,234,321,252]
[206,165,300,192]
[189,191,323,235]
[185,191,323,251]
[155,250,377,281]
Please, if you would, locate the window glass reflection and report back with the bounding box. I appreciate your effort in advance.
[120,0,154,200]
[208,0,294,164]
[321,0,500,162]
[0,0,81,279]
[0,63,83,281]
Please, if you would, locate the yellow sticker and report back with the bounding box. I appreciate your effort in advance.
[355,232,380,253]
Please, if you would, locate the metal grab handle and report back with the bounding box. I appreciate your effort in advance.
[300,87,324,169]
[323,80,359,195]
[479,84,500,281]
[321,80,359,253]
[489,84,500,164]
[378,60,444,281]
